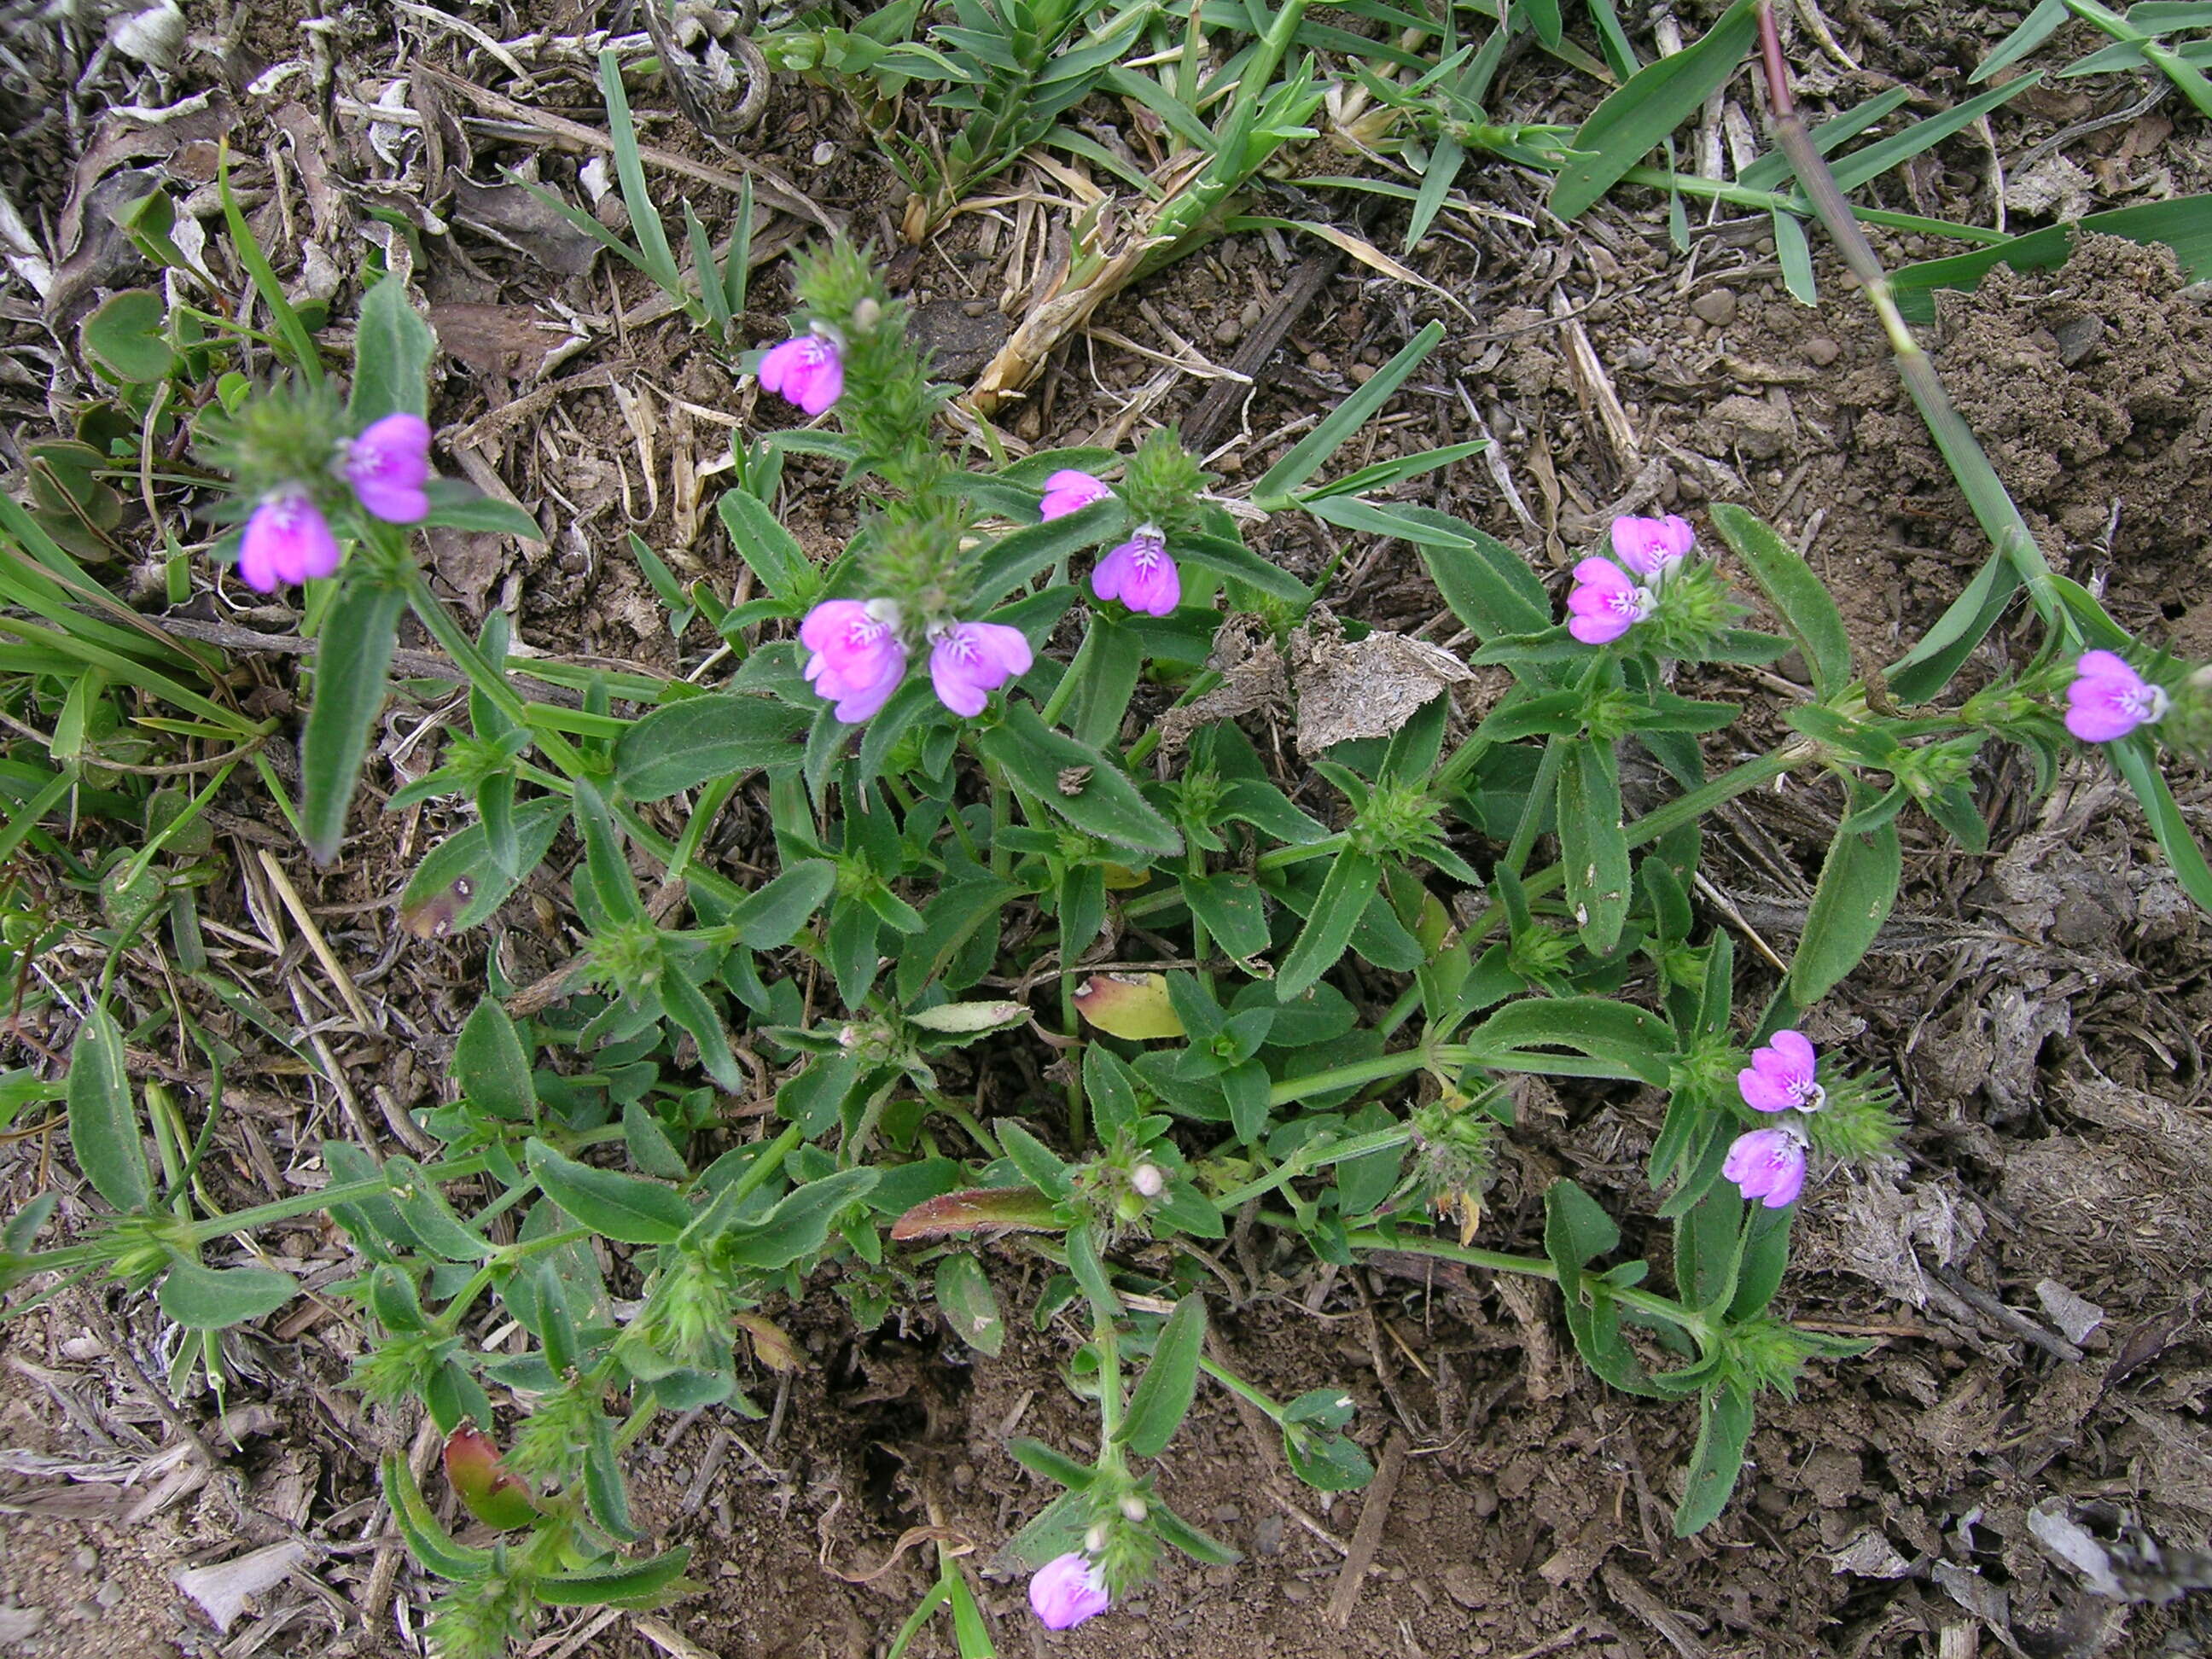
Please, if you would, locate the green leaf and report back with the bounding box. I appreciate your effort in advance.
[1708,504,1851,699]
[382,1455,495,1580]
[719,1168,878,1267]
[1549,0,1760,221]
[1173,531,1309,603]
[415,484,545,539]
[1274,849,1382,1001]
[384,1155,495,1261]
[1557,739,1631,954]
[2111,737,2212,915]
[301,579,405,862]
[1674,1383,1755,1535]
[722,859,835,947]
[81,289,175,384]
[1007,1438,1097,1491]
[1284,1425,1375,1491]
[349,276,434,423]
[1413,514,1553,640]
[1252,323,1444,501]
[716,487,815,602]
[1150,1500,1242,1566]
[997,1121,1075,1200]
[934,1252,1005,1357]
[1889,195,2212,325]
[975,702,1181,856]
[1180,871,1272,960]
[1789,804,1901,1003]
[158,1260,296,1328]
[453,996,535,1121]
[614,696,812,800]
[623,1102,690,1180]
[536,1545,695,1608]
[397,795,568,939]
[67,1004,147,1212]
[527,1138,692,1243]
[1464,997,1675,1086]
[584,1409,639,1540]
[1120,1293,1208,1458]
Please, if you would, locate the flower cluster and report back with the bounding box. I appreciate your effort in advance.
[799,599,1033,724]
[1566,513,1692,644]
[236,412,434,592]
[1723,1029,1823,1209]
[1039,469,1180,617]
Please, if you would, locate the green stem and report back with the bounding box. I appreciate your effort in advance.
[1036,621,1100,731]
[1266,1046,1456,1110]
[1335,1225,1708,1339]
[23,1152,495,1272]
[1254,830,1349,873]
[1208,1122,1413,1211]
[1196,1353,1283,1422]
[401,568,592,780]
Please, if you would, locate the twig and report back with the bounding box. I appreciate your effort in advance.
[1324,1432,1406,1628]
[1930,1268,2084,1364]
[1600,1562,1712,1659]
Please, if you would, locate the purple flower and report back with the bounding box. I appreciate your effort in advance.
[759,333,845,416]
[1738,1028,1824,1115]
[1039,469,1112,521]
[929,621,1033,717]
[1610,513,1695,579]
[1092,526,1179,617]
[1029,1552,1109,1631]
[2064,649,2168,743]
[800,598,907,723]
[236,492,342,592]
[1723,1128,1807,1209]
[344,411,433,524]
[1564,557,1654,645]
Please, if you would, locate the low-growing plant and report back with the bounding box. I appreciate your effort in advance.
[9,2,2212,1652]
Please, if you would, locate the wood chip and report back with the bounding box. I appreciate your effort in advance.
[1324,1432,1406,1628]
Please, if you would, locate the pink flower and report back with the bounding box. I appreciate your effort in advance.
[1039,469,1112,521]
[1564,557,1654,644]
[2064,649,2168,743]
[1738,1028,1824,1114]
[1131,1162,1165,1198]
[1610,513,1695,579]
[929,621,1033,717]
[236,492,342,592]
[1029,1552,1109,1630]
[344,412,433,523]
[1092,526,1179,617]
[759,333,845,416]
[800,598,907,723]
[1723,1128,1807,1209]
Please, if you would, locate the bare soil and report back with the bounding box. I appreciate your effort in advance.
[3,2,2211,1656]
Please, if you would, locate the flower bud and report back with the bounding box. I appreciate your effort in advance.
[1130,1163,1166,1198]
[1119,1493,1150,1523]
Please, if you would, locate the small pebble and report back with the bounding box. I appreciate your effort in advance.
[1803,336,1842,367]
[72,1549,96,1575]
[811,141,837,166]
[1254,1513,1285,1557]
[1691,289,1738,327]
[1468,1477,1499,1519]
[1443,1563,1484,1608]
[1282,1581,1312,1604]
[1211,1505,1241,1524]
[96,1581,123,1610]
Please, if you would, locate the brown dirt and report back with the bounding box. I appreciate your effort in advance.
[6,1,2212,1656]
